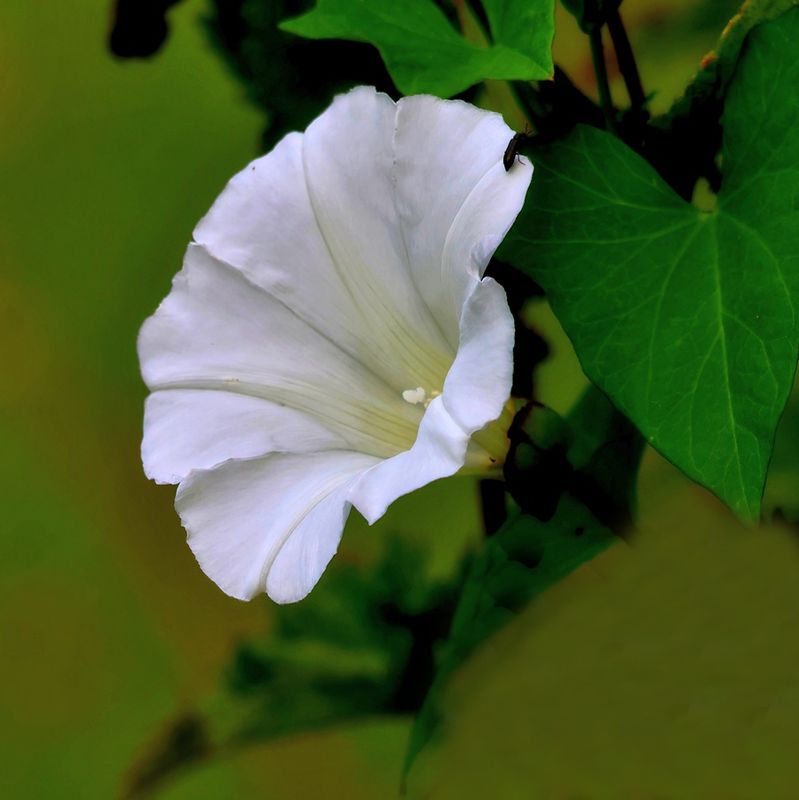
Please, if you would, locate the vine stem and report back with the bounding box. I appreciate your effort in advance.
[607,9,647,114]
[479,478,507,536]
[589,27,618,135]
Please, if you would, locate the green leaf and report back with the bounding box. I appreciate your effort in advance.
[501,10,799,519]
[653,2,799,201]
[279,0,554,97]
[403,386,641,783]
[566,387,644,528]
[504,391,643,528]
[682,0,798,102]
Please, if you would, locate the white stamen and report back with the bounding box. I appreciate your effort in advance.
[402,386,427,405]
[402,387,442,408]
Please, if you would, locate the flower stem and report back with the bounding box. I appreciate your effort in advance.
[589,27,618,135]
[607,9,647,114]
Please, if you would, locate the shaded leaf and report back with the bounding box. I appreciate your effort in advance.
[763,381,799,524]
[279,0,554,97]
[676,0,798,108]
[501,10,799,519]
[204,0,396,148]
[566,386,644,531]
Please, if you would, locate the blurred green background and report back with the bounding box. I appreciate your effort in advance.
[6,1,797,798]
[0,3,478,795]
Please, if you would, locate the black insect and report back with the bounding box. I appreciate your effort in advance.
[503,131,531,171]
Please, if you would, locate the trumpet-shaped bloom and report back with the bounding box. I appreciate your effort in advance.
[138,87,532,603]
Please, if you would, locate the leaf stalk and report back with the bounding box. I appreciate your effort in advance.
[607,9,647,114]
[588,27,618,134]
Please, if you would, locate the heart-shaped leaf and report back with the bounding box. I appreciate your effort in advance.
[501,10,799,519]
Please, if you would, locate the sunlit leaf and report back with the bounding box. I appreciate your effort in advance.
[279,0,554,97]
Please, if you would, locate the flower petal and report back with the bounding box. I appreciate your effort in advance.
[193,133,388,379]
[195,89,451,394]
[176,451,379,603]
[393,95,533,344]
[301,86,453,390]
[347,278,514,525]
[140,87,535,607]
[441,276,514,434]
[441,160,533,334]
[142,389,346,485]
[348,396,469,525]
[138,243,422,458]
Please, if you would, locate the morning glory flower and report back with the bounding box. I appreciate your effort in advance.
[138,86,532,603]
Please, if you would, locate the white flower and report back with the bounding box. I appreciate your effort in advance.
[138,87,532,604]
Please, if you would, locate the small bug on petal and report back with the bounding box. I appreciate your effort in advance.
[503,131,531,171]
